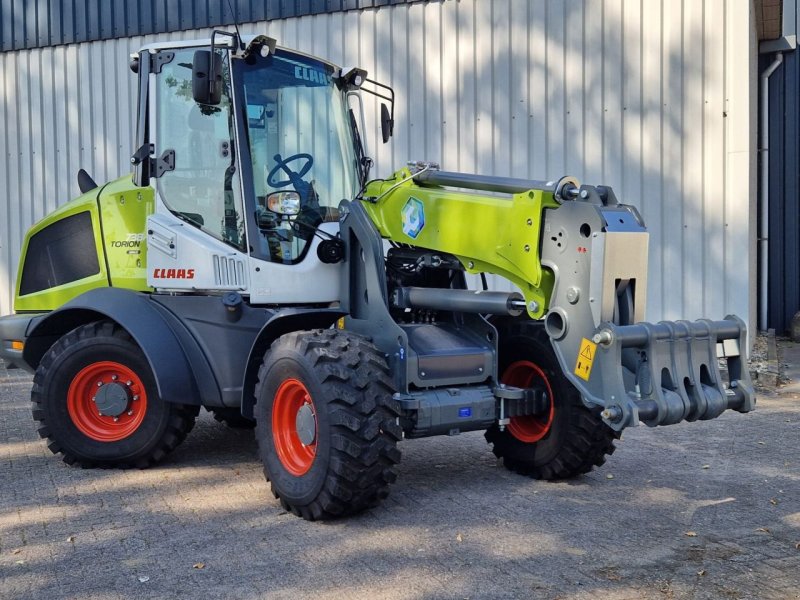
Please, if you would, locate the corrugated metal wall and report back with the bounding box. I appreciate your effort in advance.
[0,0,756,328]
[766,10,800,332]
[0,0,429,51]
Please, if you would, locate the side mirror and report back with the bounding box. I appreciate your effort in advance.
[192,50,222,105]
[380,103,394,143]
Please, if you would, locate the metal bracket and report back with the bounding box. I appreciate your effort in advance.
[130,143,153,167]
[150,149,175,178]
[493,383,550,431]
[152,51,175,74]
[498,397,509,431]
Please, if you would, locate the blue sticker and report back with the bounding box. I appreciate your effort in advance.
[401,197,425,239]
[458,407,472,418]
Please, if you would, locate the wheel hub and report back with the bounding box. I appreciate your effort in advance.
[272,378,317,476]
[295,403,316,445]
[67,361,148,442]
[94,382,130,417]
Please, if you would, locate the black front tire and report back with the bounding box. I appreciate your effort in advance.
[254,329,402,520]
[31,321,198,468]
[485,321,619,480]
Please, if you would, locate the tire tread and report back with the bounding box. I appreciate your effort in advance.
[31,320,198,469]
[255,329,401,520]
[485,322,619,480]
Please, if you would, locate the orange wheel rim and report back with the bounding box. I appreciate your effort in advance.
[501,360,555,443]
[272,378,317,476]
[66,361,148,442]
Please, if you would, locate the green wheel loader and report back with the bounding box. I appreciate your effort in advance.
[0,33,754,520]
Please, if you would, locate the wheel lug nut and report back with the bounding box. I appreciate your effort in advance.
[132,395,139,401]
[113,417,119,422]
[91,397,96,402]
[111,375,118,381]
[126,380,132,386]
[127,411,133,416]
[97,381,103,387]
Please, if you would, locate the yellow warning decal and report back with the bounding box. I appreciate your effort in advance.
[574,338,597,381]
[337,317,346,329]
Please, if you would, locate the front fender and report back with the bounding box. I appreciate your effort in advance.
[240,308,346,418]
[23,288,220,406]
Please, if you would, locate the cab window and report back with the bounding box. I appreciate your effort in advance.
[239,50,360,264]
[154,48,245,251]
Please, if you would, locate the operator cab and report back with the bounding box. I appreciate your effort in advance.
[131,34,389,304]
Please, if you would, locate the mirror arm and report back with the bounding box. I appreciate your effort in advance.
[208,30,238,102]
[362,78,395,126]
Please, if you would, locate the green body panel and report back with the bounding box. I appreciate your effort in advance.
[14,176,153,313]
[14,191,109,312]
[362,168,560,318]
[97,177,153,291]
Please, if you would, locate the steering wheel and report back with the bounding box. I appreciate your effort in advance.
[267,153,314,189]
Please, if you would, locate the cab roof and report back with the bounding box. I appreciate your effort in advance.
[134,35,341,71]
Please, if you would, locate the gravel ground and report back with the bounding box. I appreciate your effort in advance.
[1,357,799,600]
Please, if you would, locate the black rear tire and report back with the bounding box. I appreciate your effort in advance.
[31,321,198,468]
[254,329,402,520]
[485,320,618,479]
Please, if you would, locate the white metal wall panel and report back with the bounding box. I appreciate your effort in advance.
[0,0,756,329]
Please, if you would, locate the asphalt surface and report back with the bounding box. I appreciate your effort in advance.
[1,358,799,600]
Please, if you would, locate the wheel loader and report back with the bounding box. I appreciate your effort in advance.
[0,33,754,520]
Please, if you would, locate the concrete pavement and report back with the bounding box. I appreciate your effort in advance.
[1,357,799,600]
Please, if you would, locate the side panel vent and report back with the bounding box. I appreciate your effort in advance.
[20,211,100,296]
[213,255,246,289]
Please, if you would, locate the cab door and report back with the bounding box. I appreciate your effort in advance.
[231,50,348,304]
[145,47,249,292]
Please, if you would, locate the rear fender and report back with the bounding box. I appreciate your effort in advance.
[241,308,346,418]
[23,288,219,406]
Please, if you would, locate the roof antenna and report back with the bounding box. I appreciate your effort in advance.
[225,0,246,51]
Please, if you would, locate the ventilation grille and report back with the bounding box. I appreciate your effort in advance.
[19,210,100,296]
[212,255,246,289]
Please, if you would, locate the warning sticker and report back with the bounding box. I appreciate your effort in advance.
[574,338,597,381]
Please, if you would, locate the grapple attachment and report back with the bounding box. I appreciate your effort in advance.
[541,185,755,431]
[558,316,754,430]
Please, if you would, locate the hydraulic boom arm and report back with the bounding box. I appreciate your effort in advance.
[361,165,755,431]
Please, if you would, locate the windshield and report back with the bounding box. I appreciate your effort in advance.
[239,49,360,264]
